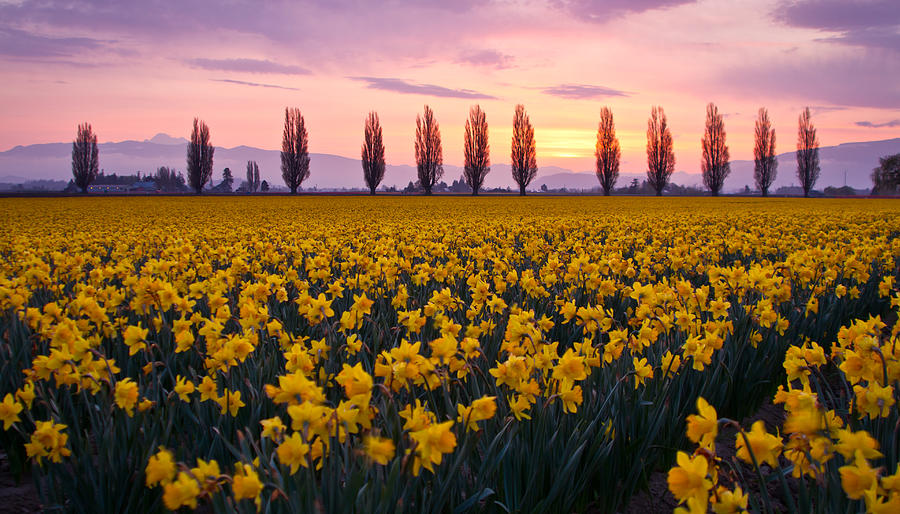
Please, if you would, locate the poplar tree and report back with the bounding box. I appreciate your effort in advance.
[281,107,310,194]
[646,106,675,196]
[186,118,214,194]
[796,107,820,197]
[415,105,443,195]
[753,108,777,197]
[701,103,730,196]
[594,107,620,196]
[463,105,490,195]
[362,112,386,195]
[72,123,99,193]
[245,161,260,192]
[510,104,537,196]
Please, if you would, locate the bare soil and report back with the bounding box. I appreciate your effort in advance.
[0,453,40,514]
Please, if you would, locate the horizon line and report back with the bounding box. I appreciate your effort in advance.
[4,133,899,175]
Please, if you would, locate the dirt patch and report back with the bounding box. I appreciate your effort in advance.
[0,453,41,514]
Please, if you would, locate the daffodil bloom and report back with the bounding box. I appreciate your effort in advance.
[667,451,712,506]
[198,376,219,402]
[711,485,748,514]
[661,351,681,377]
[409,420,457,476]
[399,400,434,431]
[122,324,148,355]
[260,416,286,440]
[266,371,325,405]
[15,382,35,409]
[217,389,245,417]
[456,396,497,431]
[863,489,900,514]
[508,394,532,420]
[834,429,882,462]
[735,421,782,467]
[25,420,71,464]
[686,397,718,450]
[840,458,878,500]
[557,380,583,414]
[363,436,395,465]
[429,335,458,363]
[286,402,330,437]
[277,431,310,475]
[633,357,654,389]
[163,471,201,510]
[231,463,263,505]
[470,395,497,420]
[553,349,587,382]
[138,398,154,412]
[559,300,577,323]
[190,458,221,485]
[145,447,176,487]
[783,399,824,435]
[0,393,23,430]
[114,378,139,416]
[173,375,195,402]
[345,334,363,356]
[783,433,833,479]
[305,293,334,325]
[674,496,708,514]
[352,293,374,316]
[854,382,895,418]
[335,362,373,399]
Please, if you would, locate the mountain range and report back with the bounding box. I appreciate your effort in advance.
[1,133,897,192]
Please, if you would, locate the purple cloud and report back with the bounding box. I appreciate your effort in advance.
[188,58,310,75]
[775,1,900,52]
[0,1,486,45]
[720,57,900,109]
[212,79,300,91]
[776,0,898,31]
[542,84,630,99]
[0,27,107,58]
[554,0,696,21]
[809,106,848,115]
[0,1,261,37]
[305,0,481,13]
[350,77,497,99]
[455,49,514,69]
[856,119,900,128]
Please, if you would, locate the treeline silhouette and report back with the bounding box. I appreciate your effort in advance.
[68,104,899,197]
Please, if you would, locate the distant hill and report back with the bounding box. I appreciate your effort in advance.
[725,139,900,192]
[1,135,896,192]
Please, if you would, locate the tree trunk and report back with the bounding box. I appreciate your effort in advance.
[711,190,719,197]
[762,189,768,197]
[472,189,479,196]
[290,186,297,194]
[656,190,662,196]
[369,187,376,195]
[519,185,526,196]
[603,189,610,196]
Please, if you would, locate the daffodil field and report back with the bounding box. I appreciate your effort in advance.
[0,196,898,513]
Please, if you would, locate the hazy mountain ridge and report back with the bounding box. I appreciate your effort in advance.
[1,135,897,191]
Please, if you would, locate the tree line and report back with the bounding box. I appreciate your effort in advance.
[70,105,898,196]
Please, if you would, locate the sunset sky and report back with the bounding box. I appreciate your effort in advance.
[1,0,898,175]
